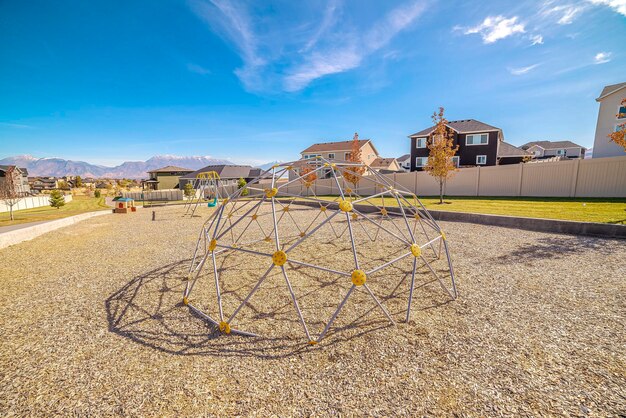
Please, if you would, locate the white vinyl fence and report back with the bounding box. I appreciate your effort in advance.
[273,156,626,198]
[0,194,73,213]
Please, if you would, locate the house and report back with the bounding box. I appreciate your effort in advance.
[29,177,58,192]
[293,136,399,179]
[370,157,401,172]
[408,119,523,171]
[592,82,626,158]
[0,165,30,195]
[300,137,380,166]
[179,165,263,189]
[397,154,411,171]
[497,142,532,165]
[520,140,585,159]
[146,166,194,190]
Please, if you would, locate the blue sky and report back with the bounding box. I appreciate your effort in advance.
[0,0,624,166]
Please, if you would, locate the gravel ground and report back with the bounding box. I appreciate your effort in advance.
[0,203,625,417]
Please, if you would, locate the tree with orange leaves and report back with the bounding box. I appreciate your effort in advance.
[608,98,626,152]
[300,165,318,188]
[424,107,459,204]
[342,132,366,187]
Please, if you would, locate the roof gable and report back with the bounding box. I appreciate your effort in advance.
[596,82,626,101]
[147,165,194,173]
[521,140,584,150]
[409,119,501,137]
[301,139,373,154]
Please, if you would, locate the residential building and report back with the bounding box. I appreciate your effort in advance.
[497,142,532,165]
[300,138,380,166]
[370,157,401,172]
[29,177,58,192]
[146,166,194,190]
[0,165,30,195]
[408,119,524,171]
[293,136,400,179]
[397,154,411,171]
[179,165,262,188]
[520,140,585,159]
[592,82,626,158]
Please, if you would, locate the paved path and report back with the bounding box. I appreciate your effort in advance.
[0,220,52,234]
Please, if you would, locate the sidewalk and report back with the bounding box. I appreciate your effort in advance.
[0,210,112,250]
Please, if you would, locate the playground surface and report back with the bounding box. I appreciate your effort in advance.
[0,204,624,416]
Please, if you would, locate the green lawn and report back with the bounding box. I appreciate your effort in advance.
[0,196,110,227]
[309,195,626,224]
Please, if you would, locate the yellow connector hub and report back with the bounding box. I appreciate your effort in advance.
[410,244,421,258]
[351,269,366,286]
[209,239,217,252]
[183,296,189,305]
[272,250,287,266]
[219,321,231,334]
[339,200,353,212]
[265,188,278,198]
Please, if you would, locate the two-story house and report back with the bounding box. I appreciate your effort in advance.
[408,119,525,171]
[520,140,585,159]
[145,166,194,190]
[300,138,380,165]
[592,82,626,158]
[0,165,30,195]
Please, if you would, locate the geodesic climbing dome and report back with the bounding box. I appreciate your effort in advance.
[184,171,221,217]
[183,158,457,344]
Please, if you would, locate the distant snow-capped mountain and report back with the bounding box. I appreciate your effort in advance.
[0,154,234,179]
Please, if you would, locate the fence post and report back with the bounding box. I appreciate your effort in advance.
[571,158,581,198]
[476,166,481,196]
[517,163,524,197]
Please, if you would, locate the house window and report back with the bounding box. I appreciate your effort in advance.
[344,152,351,160]
[415,157,428,167]
[416,138,427,148]
[451,156,460,167]
[617,105,626,119]
[466,133,489,145]
[534,150,541,156]
[476,155,487,165]
[328,153,335,159]
[556,149,565,156]
[615,124,626,132]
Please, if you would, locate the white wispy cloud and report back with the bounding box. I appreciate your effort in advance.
[463,15,525,44]
[530,34,544,45]
[0,122,34,129]
[300,0,340,52]
[190,0,426,93]
[509,63,540,75]
[587,0,626,16]
[285,1,426,92]
[594,51,612,64]
[187,63,211,75]
[189,0,264,90]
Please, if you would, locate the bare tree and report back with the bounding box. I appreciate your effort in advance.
[0,166,25,221]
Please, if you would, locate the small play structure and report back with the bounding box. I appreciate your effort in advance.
[184,171,221,217]
[183,158,457,344]
[112,197,136,214]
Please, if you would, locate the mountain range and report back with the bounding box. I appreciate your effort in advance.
[0,155,236,179]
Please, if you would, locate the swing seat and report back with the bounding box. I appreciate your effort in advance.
[207,197,218,207]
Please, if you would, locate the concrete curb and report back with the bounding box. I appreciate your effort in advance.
[285,200,626,239]
[0,210,112,250]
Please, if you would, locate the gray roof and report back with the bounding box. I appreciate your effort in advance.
[410,119,501,137]
[597,82,626,101]
[520,140,584,150]
[370,157,397,168]
[397,154,411,162]
[497,142,531,158]
[181,165,260,180]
